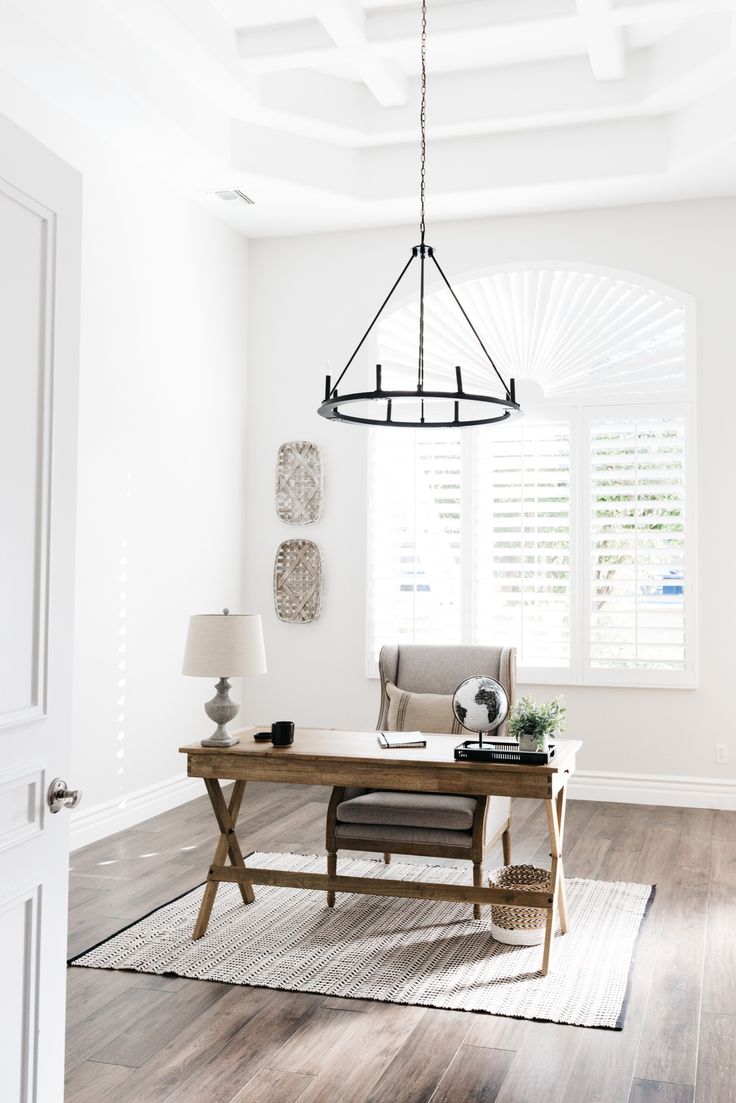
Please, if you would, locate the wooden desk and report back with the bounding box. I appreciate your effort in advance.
[180,728,581,975]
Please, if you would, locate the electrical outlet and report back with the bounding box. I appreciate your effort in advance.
[715,744,729,765]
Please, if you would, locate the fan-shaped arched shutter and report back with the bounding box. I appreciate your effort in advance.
[377,267,688,402]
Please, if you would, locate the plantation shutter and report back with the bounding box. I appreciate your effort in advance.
[367,429,463,671]
[587,409,689,679]
[473,417,573,673]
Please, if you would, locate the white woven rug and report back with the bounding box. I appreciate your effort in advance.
[70,851,654,1030]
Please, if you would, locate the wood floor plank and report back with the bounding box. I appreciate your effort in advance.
[629,1079,694,1103]
[694,1012,736,1103]
[633,809,713,1089]
[84,866,204,925]
[229,1067,316,1103]
[293,1001,426,1103]
[562,830,611,881]
[429,1043,514,1102]
[112,986,305,1102]
[532,798,598,865]
[66,963,143,1014]
[320,996,376,1013]
[239,803,332,858]
[65,986,173,1072]
[464,1013,528,1052]
[90,977,230,1068]
[64,1059,133,1102]
[589,805,650,884]
[162,989,326,1103]
[269,1006,371,1076]
[493,1021,582,1103]
[701,810,736,1018]
[364,1007,473,1103]
[67,911,145,960]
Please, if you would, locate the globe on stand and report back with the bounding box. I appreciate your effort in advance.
[452,676,509,748]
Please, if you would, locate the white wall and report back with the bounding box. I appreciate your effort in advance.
[244,198,736,804]
[0,74,249,838]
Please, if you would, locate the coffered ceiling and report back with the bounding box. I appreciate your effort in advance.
[1,0,736,236]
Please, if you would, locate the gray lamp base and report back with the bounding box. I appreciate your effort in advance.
[201,678,240,747]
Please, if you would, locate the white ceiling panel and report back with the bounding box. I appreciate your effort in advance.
[1,0,735,235]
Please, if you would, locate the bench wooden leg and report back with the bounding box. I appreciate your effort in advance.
[326,851,337,907]
[502,817,512,866]
[473,860,484,920]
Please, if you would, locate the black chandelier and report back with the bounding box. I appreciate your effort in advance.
[317,0,521,429]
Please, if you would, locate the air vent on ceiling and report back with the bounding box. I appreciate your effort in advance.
[212,189,255,205]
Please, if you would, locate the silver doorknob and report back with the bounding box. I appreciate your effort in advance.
[47,778,82,814]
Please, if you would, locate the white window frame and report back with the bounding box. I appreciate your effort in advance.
[364,264,698,689]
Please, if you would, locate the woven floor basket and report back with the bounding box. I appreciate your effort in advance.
[489,864,551,946]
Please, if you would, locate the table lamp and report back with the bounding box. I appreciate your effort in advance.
[182,609,267,747]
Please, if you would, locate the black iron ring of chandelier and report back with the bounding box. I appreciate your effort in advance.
[317,0,522,430]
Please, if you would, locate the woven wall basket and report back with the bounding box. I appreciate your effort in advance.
[489,864,551,946]
[273,539,322,623]
[275,441,323,525]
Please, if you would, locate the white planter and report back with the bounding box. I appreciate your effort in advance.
[518,731,547,753]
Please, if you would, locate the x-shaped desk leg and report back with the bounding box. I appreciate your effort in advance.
[542,784,569,975]
[193,779,254,940]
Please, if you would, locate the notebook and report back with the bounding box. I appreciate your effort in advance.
[377,731,427,750]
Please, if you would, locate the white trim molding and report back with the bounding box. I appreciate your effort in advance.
[69,774,203,851]
[570,769,736,811]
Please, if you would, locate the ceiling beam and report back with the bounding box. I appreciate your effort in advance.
[258,55,649,147]
[576,0,626,81]
[236,0,719,76]
[612,0,734,25]
[313,0,407,106]
[230,114,669,202]
[236,7,584,74]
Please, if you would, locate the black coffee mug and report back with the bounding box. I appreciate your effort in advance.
[271,720,295,746]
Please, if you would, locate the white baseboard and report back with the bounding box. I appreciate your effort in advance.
[570,769,736,810]
[69,774,203,851]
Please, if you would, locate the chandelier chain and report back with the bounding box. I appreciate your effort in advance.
[419,0,427,244]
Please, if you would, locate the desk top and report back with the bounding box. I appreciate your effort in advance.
[181,728,581,797]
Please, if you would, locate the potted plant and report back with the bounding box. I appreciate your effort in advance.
[507,695,566,753]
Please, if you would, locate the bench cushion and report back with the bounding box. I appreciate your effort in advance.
[335,821,473,849]
[336,790,477,831]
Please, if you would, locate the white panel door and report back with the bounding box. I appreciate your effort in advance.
[0,112,81,1102]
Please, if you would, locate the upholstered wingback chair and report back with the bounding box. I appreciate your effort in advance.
[325,643,515,918]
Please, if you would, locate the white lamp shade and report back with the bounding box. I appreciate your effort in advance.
[182,613,267,677]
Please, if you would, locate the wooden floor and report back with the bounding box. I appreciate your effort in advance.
[66,784,736,1103]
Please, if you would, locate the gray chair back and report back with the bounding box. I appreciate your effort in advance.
[377,643,516,738]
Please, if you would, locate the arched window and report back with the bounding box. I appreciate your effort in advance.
[366,265,696,687]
